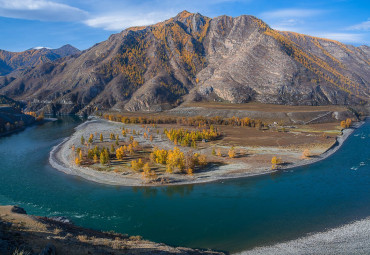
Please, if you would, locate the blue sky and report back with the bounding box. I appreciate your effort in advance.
[0,0,369,52]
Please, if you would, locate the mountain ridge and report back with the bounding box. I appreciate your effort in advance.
[0,44,81,76]
[0,11,368,115]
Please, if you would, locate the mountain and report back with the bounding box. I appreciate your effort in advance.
[0,11,368,115]
[0,44,80,76]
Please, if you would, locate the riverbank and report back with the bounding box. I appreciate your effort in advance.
[0,205,225,255]
[0,117,56,137]
[49,118,364,187]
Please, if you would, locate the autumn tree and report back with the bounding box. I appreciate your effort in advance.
[187,168,193,176]
[143,162,150,173]
[166,147,185,173]
[81,135,85,145]
[88,134,94,144]
[100,151,108,165]
[93,154,99,163]
[216,149,222,157]
[301,149,311,159]
[116,146,125,160]
[142,163,157,181]
[87,149,94,159]
[131,158,144,171]
[132,140,139,149]
[75,157,81,166]
[228,147,236,158]
[197,154,207,166]
[100,133,103,142]
[128,144,134,155]
[345,118,352,128]
[271,156,282,169]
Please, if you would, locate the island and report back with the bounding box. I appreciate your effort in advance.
[50,102,363,186]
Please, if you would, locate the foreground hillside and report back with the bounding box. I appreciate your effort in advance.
[0,206,225,255]
[0,11,368,115]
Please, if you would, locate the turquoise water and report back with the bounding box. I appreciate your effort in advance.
[0,117,369,253]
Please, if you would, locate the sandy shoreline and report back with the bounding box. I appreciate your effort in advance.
[49,118,365,187]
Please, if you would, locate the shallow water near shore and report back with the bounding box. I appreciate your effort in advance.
[0,116,369,253]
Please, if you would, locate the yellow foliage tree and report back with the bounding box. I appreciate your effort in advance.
[88,134,94,144]
[271,156,282,169]
[187,168,193,176]
[116,146,125,160]
[228,147,236,158]
[128,144,134,155]
[345,118,352,128]
[216,149,222,157]
[132,140,139,149]
[131,159,144,172]
[93,154,98,163]
[166,147,185,173]
[301,149,311,159]
[75,157,81,166]
[197,154,207,166]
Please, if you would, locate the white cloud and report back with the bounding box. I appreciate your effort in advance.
[33,46,51,49]
[0,0,87,22]
[315,33,365,43]
[346,20,370,31]
[261,8,324,19]
[84,11,177,31]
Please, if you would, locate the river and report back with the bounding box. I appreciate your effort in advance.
[0,116,369,253]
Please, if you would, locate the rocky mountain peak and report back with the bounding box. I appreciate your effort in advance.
[0,12,368,115]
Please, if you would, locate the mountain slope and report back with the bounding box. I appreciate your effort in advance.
[0,44,80,76]
[0,11,368,114]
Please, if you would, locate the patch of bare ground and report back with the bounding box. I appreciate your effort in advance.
[0,206,225,255]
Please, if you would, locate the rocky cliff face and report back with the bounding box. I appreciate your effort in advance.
[0,44,80,76]
[0,11,368,114]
